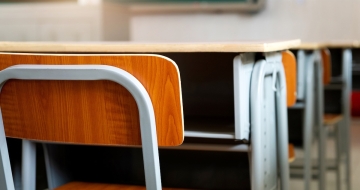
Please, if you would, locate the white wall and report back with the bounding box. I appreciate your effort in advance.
[130,0,360,42]
[0,2,129,41]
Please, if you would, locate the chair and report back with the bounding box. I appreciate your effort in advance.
[322,49,346,190]
[0,53,184,190]
[287,49,323,190]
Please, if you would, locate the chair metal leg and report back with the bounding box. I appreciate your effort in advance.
[250,52,289,190]
[0,109,15,190]
[275,55,290,190]
[22,140,36,190]
[303,51,315,190]
[250,59,267,190]
[318,125,328,190]
[335,122,342,190]
[43,144,72,190]
[342,48,352,190]
[0,139,15,190]
[312,50,326,190]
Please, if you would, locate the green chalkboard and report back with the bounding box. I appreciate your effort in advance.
[117,0,252,3]
[114,0,262,12]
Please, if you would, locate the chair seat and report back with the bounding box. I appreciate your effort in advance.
[323,114,343,126]
[55,182,190,190]
[288,144,295,163]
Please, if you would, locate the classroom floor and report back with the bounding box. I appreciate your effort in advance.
[290,117,360,190]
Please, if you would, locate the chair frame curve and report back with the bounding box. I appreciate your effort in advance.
[0,64,161,190]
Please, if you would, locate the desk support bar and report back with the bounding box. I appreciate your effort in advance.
[234,53,255,142]
[304,51,316,190]
[313,51,326,190]
[0,65,161,190]
[268,52,290,190]
[342,49,352,190]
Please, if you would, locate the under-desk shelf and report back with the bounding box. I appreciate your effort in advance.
[184,118,235,139]
[162,143,249,152]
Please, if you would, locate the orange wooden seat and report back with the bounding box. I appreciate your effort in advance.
[282,50,297,107]
[0,54,184,146]
[323,114,343,126]
[288,144,295,163]
[55,182,190,190]
[321,49,332,85]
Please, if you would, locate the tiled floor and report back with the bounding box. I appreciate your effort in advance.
[290,118,360,190]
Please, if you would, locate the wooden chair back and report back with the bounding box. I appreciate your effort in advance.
[282,50,297,107]
[321,49,332,85]
[0,54,184,146]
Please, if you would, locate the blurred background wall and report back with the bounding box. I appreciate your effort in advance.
[0,0,359,42]
[131,0,360,42]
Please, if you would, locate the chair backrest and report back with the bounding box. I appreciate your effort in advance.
[321,49,332,85]
[282,50,297,107]
[0,53,184,146]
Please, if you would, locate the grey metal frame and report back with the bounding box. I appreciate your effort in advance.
[22,140,36,190]
[342,49,352,190]
[313,51,327,190]
[322,48,352,190]
[298,50,316,190]
[290,50,327,190]
[250,52,290,190]
[0,65,162,190]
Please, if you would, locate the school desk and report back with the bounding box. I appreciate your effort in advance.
[0,40,300,190]
[289,43,328,190]
[321,41,359,190]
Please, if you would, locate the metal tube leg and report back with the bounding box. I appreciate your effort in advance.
[0,139,15,190]
[345,123,351,190]
[22,140,36,190]
[319,126,328,190]
[313,50,326,190]
[342,49,352,190]
[0,108,15,190]
[336,122,342,190]
[250,59,267,190]
[276,62,290,190]
[303,52,315,190]
[303,122,313,190]
[43,144,73,190]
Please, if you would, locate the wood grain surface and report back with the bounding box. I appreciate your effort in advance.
[282,50,297,107]
[0,40,300,53]
[55,182,190,190]
[321,49,332,85]
[295,41,360,49]
[0,53,184,146]
[321,40,360,48]
[293,42,324,50]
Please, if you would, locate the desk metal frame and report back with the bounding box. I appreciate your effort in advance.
[342,49,352,190]
[330,49,352,190]
[180,52,290,190]
[234,52,289,190]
